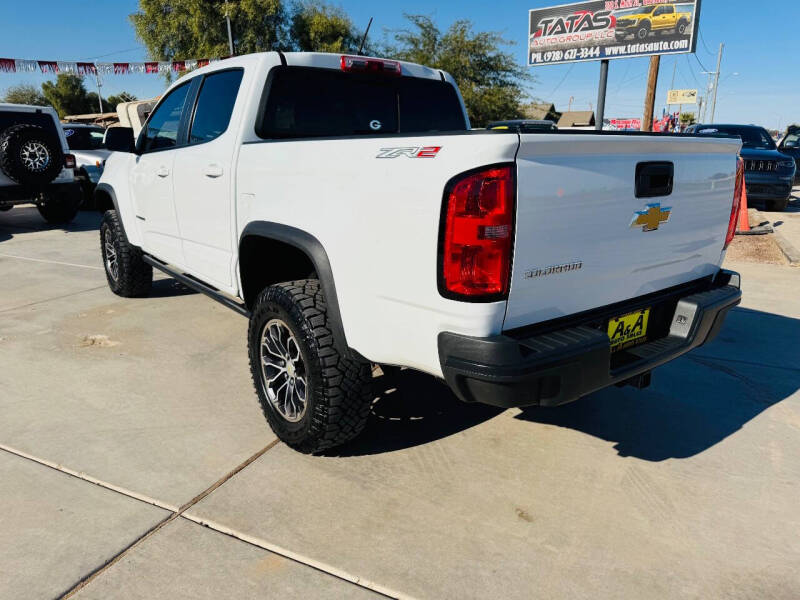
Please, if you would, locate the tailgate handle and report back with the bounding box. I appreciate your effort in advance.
[636,162,673,198]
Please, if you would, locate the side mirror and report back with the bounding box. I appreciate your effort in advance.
[104,127,135,153]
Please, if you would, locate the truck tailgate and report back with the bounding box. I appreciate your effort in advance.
[505,134,741,330]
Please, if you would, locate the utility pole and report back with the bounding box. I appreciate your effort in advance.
[709,43,724,123]
[642,55,660,131]
[94,72,104,114]
[224,1,235,56]
[595,59,609,131]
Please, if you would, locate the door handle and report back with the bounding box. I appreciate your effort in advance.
[203,164,224,178]
[156,166,170,178]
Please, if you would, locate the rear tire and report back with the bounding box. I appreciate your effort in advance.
[100,209,153,297]
[0,124,64,186]
[766,197,790,212]
[36,186,81,224]
[248,280,373,454]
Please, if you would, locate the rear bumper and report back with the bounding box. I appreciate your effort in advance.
[438,270,741,408]
[0,181,80,204]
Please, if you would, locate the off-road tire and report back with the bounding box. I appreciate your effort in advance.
[766,197,790,212]
[100,209,152,297]
[677,20,688,35]
[0,124,64,186]
[36,186,81,224]
[248,280,373,454]
[636,23,651,40]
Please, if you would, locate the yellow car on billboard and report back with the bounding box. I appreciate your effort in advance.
[614,4,692,41]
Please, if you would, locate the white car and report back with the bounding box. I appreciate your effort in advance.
[0,103,81,223]
[62,123,112,203]
[96,52,744,453]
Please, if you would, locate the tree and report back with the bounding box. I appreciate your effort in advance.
[130,0,288,62]
[107,92,138,108]
[679,112,696,126]
[41,74,94,117]
[2,84,48,106]
[289,1,360,53]
[386,15,532,127]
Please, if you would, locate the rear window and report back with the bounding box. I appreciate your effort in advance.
[63,127,105,150]
[696,126,776,150]
[0,111,56,134]
[257,67,467,139]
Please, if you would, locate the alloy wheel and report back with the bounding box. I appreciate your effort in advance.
[20,141,50,172]
[260,318,308,422]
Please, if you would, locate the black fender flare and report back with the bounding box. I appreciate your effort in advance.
[94,182,120,213]
[239,221,354,358]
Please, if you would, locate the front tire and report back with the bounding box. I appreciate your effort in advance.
[636,23,651,39]
[100,210,153,297]
[248,280,373,454]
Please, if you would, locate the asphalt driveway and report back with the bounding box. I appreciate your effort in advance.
[1,204,799,599]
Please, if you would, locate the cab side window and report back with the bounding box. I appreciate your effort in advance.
[141,83,190,152]
[189,70,244,144]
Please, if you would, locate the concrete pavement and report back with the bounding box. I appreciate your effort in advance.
[1,204,799,599]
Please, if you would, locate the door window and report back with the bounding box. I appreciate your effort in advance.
[141,83,190,152]
[189,69,244,144]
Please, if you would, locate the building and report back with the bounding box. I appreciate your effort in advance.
[557,111,596,128]
[522,102,561,122]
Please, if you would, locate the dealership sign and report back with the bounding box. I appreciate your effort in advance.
[667,88,698,104]
[528,0,701,66]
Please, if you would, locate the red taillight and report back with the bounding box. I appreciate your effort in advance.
[64,153,76,169]
[725,157,744,249]
[340,55,402,76]
[439,165,515,300]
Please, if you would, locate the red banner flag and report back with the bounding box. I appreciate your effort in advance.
[145,62,159,74]
[197,59,209,68]
[172,60,186,72]
[113,63,130,74]
[38,61,58,73]
[0,58,15,72]
[76,62,96,75]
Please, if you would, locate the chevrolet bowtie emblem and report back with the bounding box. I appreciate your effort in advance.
[631,203,671,232]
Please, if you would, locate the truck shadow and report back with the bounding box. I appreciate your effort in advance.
[330,367,503,457]
[0,205,100,242]
[336,307,799,460]
[515,307,800,461]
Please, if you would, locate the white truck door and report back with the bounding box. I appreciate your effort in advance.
[172,69,244,291]
[130,81,192,267]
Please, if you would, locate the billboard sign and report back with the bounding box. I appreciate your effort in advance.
[528,0,701,66]
[667,88,698,104]
[609,118,642,130]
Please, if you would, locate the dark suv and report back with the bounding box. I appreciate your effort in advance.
[687,123,796,211]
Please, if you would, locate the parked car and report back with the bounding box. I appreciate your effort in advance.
[487,119,558,133]
[687,123,796,211]
[0,103,81,223]
[62,123,112,206]
[777,125,800,184]
[96,52,743,454]
[614,4,692,41]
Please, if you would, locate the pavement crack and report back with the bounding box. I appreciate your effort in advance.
[0,440,281,599]
[0,285,107,314]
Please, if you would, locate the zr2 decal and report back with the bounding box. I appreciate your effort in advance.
[376,146,442,159]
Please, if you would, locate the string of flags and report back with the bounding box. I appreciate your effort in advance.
[0,57,225,75]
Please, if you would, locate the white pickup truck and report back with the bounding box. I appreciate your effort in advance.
[97,52,744,453]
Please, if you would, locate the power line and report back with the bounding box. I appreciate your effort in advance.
[79,47,144,61]
[693,52,709,73]
[684,54,700,86]
[547,63,575,97]
[698,31,715,56]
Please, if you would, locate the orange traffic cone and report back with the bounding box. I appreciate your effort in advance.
[737,182,750,232]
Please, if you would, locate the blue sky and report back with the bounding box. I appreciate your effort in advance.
[0,0,796,130]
